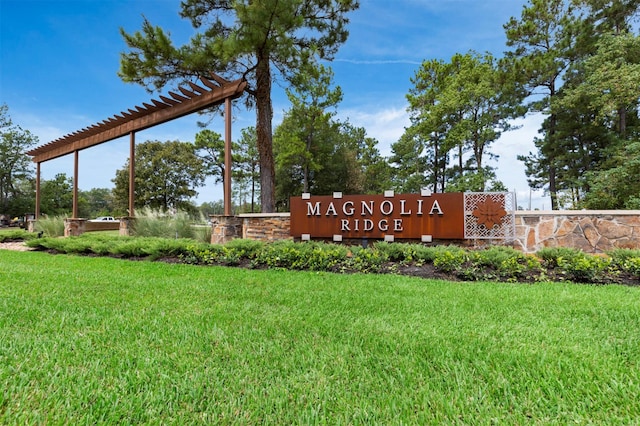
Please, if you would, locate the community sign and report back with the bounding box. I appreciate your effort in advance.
[289,191,481,242]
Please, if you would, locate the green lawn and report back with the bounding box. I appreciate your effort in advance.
[1,250,639,424]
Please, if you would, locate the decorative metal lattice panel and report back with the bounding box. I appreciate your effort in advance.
[464,192,516,240]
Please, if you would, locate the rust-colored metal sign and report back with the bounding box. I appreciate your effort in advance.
[290,192,465,240]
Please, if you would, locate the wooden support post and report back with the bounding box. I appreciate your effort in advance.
[73,150,79,218]
[35,162,41,219]
[129,131,135,217]
[224,97,232,216]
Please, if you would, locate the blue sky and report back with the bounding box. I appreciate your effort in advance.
[0,0,549,209]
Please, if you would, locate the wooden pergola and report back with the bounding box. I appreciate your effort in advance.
[26,74,247,218]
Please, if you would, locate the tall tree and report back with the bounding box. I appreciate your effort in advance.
[40,173,73,216]
[558,32,640,139]
[278,63,343,194]
[234,127,260,212]
[119,0,359,213]
[521,0,640,208]
[338,122,393,194]
[504,0,575,209]
[194,129,228,185]
[581,141,640,209]
[0,104,38,216]
[395,59,451,193]
[401,51,516,192]
[79,187,116,218]
[389,130,432,193]
[112,140,206,212]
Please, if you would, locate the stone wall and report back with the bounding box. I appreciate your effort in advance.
[240,213,291,242]
[515,211,640,253]
[210,214,291,244]
[210,215,243,245]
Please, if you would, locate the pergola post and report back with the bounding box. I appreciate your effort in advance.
[73,150,79,218]
[224,97,232,216]
[35,162,41,219]
[129,131,135,217]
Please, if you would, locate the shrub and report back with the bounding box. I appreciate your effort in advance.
[608,248,640,267]
[132,208,196,239]
[433,248,468,273]
[26,236,74,253]
[181,243,226,265]
[347,245,389,273]
[496,254,545,282]
[537,247,584,268]
[373,242,416,262]
[622,258,640,279]
[253,241,348,271]
[557,253,612,283]
[224,239,264,260]
[472,246,522,269]
[0,229,36,242]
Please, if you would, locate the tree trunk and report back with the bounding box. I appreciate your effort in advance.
[255,54,275,213]
[549,165,558,210]
[548,112,559,210]
[251,163,256,213]
[619,106,626,139]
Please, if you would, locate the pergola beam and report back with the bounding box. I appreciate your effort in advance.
[27,76,247,164]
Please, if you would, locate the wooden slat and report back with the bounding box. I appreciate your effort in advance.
[188,81,207,94]
[27,78,247,163]
[169,91,189,102]
[200,75,219,90]
[151,99,169,108]
[159,95,179,106]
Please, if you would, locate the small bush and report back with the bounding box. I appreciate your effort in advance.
[253,241,348,271]
[433,248,468,273]
[556,252,613,283]
[181,243,226,265]
[373,242,416,262]
[608,248,640,268]
[621,258,640,279]
[224,239,265,260]
[537,247,585,268]
[347,245,389,273]
[497,254,544,282]
[473,246,522,269]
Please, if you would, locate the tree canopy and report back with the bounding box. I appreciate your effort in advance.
[0,104,38,216]
[395,51,519,193]
[119,0,360,212]
[112,140,206,213]
[273,64,390,209]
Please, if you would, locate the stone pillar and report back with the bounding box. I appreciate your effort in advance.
[119,217,136,236]
[64,218,86,237]
[210,215,243,244]
[27,219,36,233]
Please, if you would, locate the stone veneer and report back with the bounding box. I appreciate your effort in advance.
[221,211,640,253]
[515,211,640,253]
[240,213,291,242]
[210,213,291,244]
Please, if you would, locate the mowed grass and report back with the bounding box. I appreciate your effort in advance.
[1,251,639,424]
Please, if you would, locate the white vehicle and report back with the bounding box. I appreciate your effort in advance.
[89,216,116,222]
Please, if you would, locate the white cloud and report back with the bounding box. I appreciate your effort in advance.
[339,106,411,156]
[492,114,550,210]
